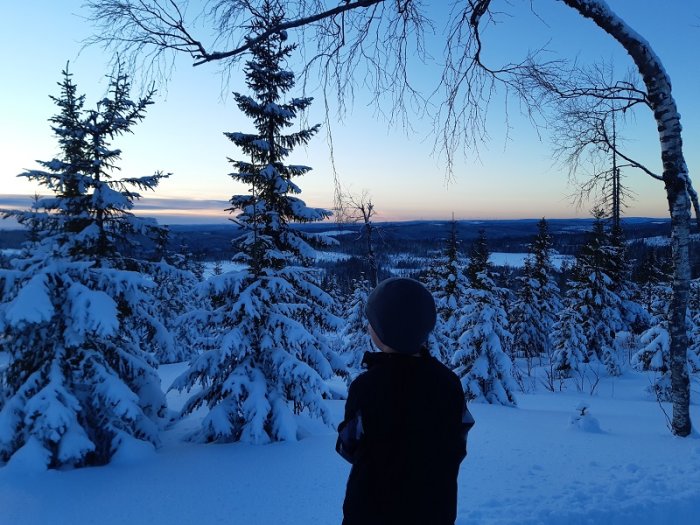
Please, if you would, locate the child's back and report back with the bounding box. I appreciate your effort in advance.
[336,277,471,525]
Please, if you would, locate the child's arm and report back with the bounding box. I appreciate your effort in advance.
[459,401,475,459]
[335,382,365,464]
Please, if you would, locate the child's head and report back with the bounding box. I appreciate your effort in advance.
[365,277,436,354]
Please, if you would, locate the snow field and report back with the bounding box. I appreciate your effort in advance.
[201,261,247,279]
[201,251,350,278]
[1,364,698,525]
[488,252,574,270]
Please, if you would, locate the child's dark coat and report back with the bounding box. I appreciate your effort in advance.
[337,351,469,525]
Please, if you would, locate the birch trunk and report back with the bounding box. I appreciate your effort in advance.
[560,0,692,436]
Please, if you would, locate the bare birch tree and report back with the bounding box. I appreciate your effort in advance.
[86,0,697,436]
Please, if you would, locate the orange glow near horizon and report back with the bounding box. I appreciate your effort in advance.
[0,193,671,225]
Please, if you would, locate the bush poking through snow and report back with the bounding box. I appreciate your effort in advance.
[569,402,603,433]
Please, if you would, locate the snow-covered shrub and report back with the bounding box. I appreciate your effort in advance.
[569,402,602,433]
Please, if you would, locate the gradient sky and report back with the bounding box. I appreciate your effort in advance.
[2,1,699,223]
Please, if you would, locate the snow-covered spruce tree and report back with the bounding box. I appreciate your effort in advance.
[140,229,199,365]
[339,276,373,372]
[453,231,516,405]
[0,68,170,468]
[633,248,670,314]
[176,243,205,282]
[633,276,700,397]
[172,2,345,443]
[608,223,649,334]
[551,304,588,374]
[465,229,490,287]
[510,218,562,363]
[150,258,198,364]
[425,219,470,365]
[567,211,623,376]
[688,279,700,373]
[509,258,540,361]
[631,280,674,399]
[321,272,345,318]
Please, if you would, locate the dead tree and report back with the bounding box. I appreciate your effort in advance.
[546,63,638,228]
[338,189,380,287]
[87,0,697,436]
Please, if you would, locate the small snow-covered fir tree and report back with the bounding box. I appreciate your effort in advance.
[465,229,490,287]
[510,258,540,360]
[608,224,649,333]
[567,211,623,376]
[688,279,700,373]
[321,272,345,318]
[172,2,345,444]
[511,219,563,364]
[631,281,673,399]
[425,219,470,364]
[339,276,373,372]
[0,68,170,468]
[150,256,198,364]
[633,248,669,314]
[453,232,516,405]
[178,243,205,281]
[551,304,588,373]
[631,277,699,399]
[139,227,199,364]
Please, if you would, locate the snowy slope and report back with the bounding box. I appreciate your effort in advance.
[1,364,699,525]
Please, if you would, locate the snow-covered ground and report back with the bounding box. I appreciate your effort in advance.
[316,230,356,237]
[202,251,350,277]
[201,261,247,279]
[314,251,352,262]
[638,233,700,247]
[1,363,698,525]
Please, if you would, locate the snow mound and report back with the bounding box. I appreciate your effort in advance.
[569,402,603,433]
[4,437,50,473]
[110,434,157,466]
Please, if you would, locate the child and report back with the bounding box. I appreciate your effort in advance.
[337,277,474,525]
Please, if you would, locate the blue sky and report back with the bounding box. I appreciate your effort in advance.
[2,1,699,223]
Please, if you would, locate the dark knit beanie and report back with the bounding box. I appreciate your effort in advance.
[365,277,437,354]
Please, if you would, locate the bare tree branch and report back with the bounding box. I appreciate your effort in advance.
[86,1,386,66]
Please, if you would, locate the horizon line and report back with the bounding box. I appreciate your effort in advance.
[0,193,672,223]
[0,216,673,232]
